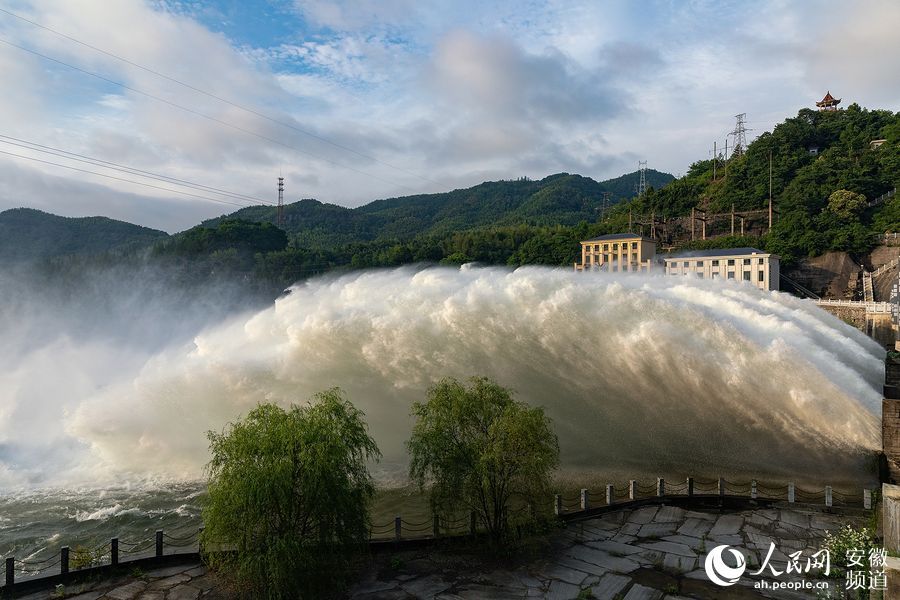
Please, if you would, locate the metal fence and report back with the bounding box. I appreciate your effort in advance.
[3,527,201,589]
[551,477,872,516]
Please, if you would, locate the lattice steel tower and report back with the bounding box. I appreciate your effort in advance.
[731,113,748,157]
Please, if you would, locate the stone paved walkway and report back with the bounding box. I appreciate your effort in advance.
[14,562,229,600]
[350,504,867,599]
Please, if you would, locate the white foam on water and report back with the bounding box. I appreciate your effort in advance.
[0,265,885,489]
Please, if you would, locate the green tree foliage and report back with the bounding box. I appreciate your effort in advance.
[201,390,380,599]
[407,377,560,544]
[158,219,287,257]
[826,189,867,218]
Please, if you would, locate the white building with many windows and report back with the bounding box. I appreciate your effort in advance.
[663,248,780,291]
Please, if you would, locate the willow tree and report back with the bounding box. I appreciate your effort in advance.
[407,377,560,543]
[201,389,380,599]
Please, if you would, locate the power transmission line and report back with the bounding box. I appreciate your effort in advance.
[0,6,441,187]
[0,36,419,193]
[0,148,260,208]
[0,134,271,205]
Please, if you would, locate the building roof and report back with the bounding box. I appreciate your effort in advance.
[664,247,776,260]
[582,233,655,243]
[816,91,841,106]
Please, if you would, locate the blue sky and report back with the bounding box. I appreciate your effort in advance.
[0,0,898,231]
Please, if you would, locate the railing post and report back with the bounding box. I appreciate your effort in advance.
[687,477,694,497]
[554,494,562,515]
[60,547,69,576]
[628,480,636,500]
[111,538,119,566]
[155,531,163,558]
[864,489,873,510]
[606,484,614,506]
[788,483,795,503]
[432,514,440,538]
[394,516,401,541]
[5,556,14,588]
[469,511,476,536]
[718,477,725,498]
[657,478,665,497]
[751,480,758,500]
[825,486,833,508]
[580,488,589,511]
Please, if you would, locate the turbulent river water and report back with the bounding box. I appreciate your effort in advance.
[0,264,886,564]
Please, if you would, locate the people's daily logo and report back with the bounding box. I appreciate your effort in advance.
[704,545,747,587]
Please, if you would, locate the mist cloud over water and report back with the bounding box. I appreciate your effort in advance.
[0,265,885,490]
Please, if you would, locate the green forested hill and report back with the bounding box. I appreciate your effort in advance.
[600,104,900,262]
[202,170,674,249]
[8,102,899,288]
[0,208,168,260]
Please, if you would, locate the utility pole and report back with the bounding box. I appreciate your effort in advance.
[691,207,695,240]
[724,139,729,180]
[731,204,735,236]
[602,191,611,220]
[713,141,717,180]
[629,209,633,231]
[768,148,774,232]
[276,176,285,226]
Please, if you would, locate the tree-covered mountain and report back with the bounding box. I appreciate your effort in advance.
[7,101,899,286]
[0,208,168,261]
[202,170,674,249]
[597,104,900,263]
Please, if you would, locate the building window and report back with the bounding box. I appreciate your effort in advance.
[712,273,719,279]
[697,260,704,267]
[727,272,735,279]
[728,259,735,266]
[743,258,751,265]
[758,270,765,282]
[631,242,638,249]
[683,261,689,267]
[603,244,608,251]
[712,260,719,266]
[632,253,637,261]
[613,243,618,250]
[743,271,751,281]
[758,258,765,264]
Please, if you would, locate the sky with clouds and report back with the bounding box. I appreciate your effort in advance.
[0,0,898,232]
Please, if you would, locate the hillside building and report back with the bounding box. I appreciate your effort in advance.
[663,248,780,291]
[574,233,656,273]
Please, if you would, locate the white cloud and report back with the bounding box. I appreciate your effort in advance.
[0,0,898,230]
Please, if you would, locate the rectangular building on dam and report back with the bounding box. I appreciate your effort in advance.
[574,233,656,273]
[663,247,780,291]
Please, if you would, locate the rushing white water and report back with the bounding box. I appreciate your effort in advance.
[0,265,885,491]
